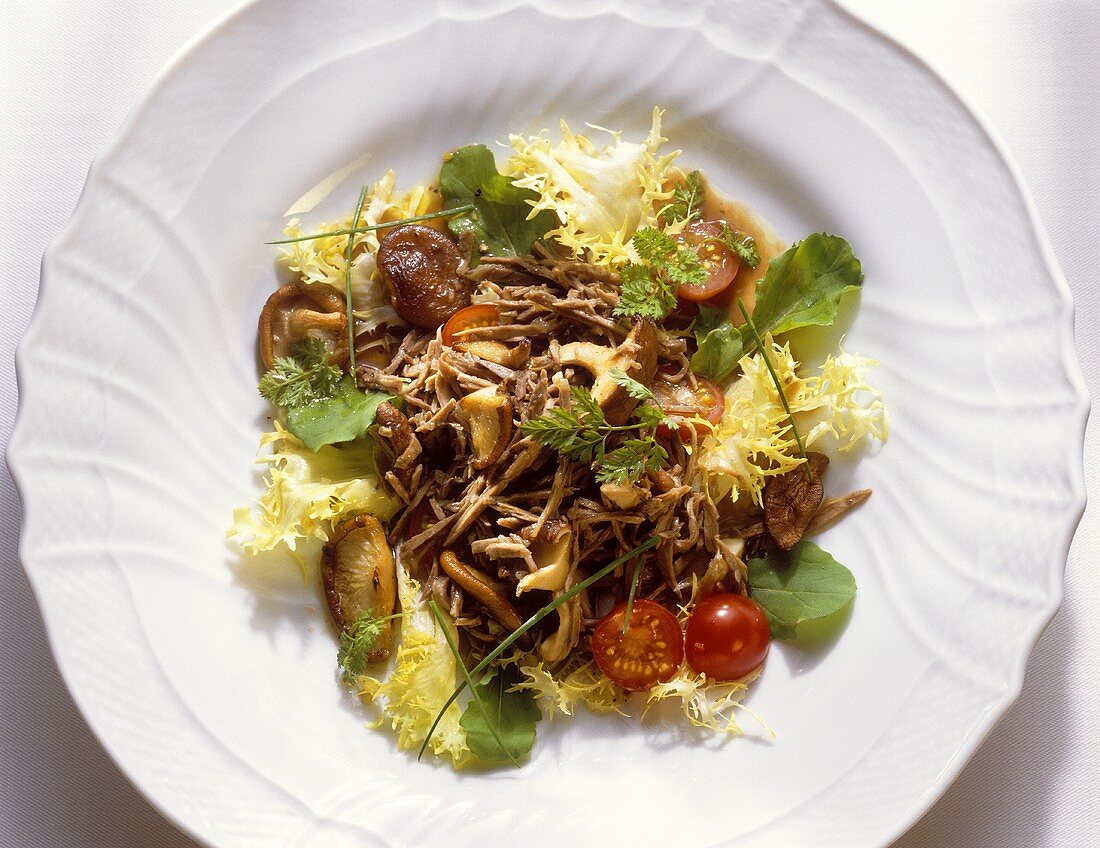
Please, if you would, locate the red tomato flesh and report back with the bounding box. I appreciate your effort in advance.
[651,368,726,439]
[685,593,770,681]
[592,599,684,691]
[441,303,499,346]
[674,220,741,302]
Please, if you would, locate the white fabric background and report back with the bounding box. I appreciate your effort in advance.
[1,1,1096,845]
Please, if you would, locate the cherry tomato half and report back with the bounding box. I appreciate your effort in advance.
[684,593,770,681]
[651,367,725,439]
[673,220,741,302]
[441,303,499,346]
[592,599,684,691]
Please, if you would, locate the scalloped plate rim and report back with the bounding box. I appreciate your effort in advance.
[6,0,1089,846]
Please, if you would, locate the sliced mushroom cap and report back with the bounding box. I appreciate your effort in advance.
[558,318,658,425]
[599,480,645,510]
[517,527,573,594]
[321,514,397,663]
[539,593,581,663]
[764,452,829,551]
[376,224,471,328]
[258,282,348,370]
[458,386,514,470]
[454,339,531,369]
[695,536,747,598]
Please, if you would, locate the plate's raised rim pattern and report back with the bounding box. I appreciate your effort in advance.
[7,0,1089,846]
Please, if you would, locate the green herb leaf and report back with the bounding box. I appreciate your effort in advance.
[440,144,556,263]
[595,438,668,485]
[691,304,745,384]
[614,227,707,321]
[285,376,389,452]
[519,396,606,462]
[337,608,403,683]
[459,666,541,763]
[615,261,678,322]
[658,170,704,226]
[633,402,667,430]
[690,234,862,382]
[609,369,658,403]
[752,233,862,338]
[521,381,669,481]
[258,338,342,408]
[712,222,760,269]
[746,540,856,640]
[568,385,606,422]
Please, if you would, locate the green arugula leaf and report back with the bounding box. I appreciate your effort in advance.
[691,304,745,384]
[258,338,342,408]
[690,234,863,383]
[440,144,556,263]
[459,666,541,764]
[285,376,389,452]
[746,540,856,640]
[752,233,863,337]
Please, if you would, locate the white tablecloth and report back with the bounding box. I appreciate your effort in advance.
[1,1,1096,845]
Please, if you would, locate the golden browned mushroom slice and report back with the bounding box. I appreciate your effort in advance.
[320,514,398,663]
[453,339,531,369]
[764,452,830,551]
[458,387,514,470]
[599,480,645,510]
[376,224,472,328]
[538,593,581,663]
[258,282,348,370]
[558,317,658,425]
[518,526,573,594]
[438,550,525,632]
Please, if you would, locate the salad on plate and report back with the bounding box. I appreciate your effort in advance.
[230,109,888,767]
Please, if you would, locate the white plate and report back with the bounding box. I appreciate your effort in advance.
[8,0,1088,846]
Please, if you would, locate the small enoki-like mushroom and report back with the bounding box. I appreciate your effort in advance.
[438,549,524,632]
[258,282,348,370]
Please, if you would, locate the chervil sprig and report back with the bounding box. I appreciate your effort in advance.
[258,337,342,408]
[709,222,760,269]
[520,378,671,483]
[614,227,707,321]
[336,608,406,682]
[595,438,668,485]
[658,170,704,226]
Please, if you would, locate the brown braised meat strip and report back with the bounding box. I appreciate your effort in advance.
[358,234,847,663]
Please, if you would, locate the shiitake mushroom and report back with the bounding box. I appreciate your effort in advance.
[321,514,397,664]
[763,452,830,551]
[376,224,471,328]
[257,282,348,370]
